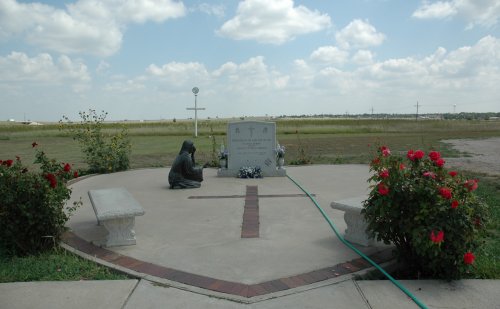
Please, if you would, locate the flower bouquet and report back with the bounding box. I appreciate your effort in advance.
[237,166,263,179]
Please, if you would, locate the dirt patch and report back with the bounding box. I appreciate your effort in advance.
[442,137,500,176]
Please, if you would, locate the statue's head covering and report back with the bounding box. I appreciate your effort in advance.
[179,140,195,154]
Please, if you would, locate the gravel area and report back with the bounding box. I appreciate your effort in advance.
[442,137,500,176]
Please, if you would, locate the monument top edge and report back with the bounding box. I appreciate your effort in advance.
[228,120,276,125]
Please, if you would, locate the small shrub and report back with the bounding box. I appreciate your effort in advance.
[60,110,131,174]
[289,131,311,165]
[0,144,81,256]
[362,146,489,280]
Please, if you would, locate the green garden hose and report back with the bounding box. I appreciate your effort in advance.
[287,175,428,309]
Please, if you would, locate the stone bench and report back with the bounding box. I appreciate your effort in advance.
[330,196,378,247]
[88,187,145,247]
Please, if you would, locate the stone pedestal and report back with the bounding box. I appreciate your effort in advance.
[102,217,137,247]
[330,196,380,247]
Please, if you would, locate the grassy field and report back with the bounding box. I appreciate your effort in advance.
[2,118,500,170]
[1,118,499,281]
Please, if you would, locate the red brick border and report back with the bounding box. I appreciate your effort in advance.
[62,231,393,298]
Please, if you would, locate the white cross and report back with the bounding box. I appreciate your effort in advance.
[187,88,206,137]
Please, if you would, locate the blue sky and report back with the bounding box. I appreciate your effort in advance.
[1,0,499,121]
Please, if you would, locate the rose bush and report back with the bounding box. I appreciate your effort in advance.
[0,144,81,256]
[362,146,489,279]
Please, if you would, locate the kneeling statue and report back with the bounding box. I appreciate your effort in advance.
[168,140,203,189]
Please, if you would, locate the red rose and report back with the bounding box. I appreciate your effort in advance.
[430,230,444,243]
[44,173,57,188]
[429,151,441,161]
[399,163,406,170]
[63,163,71,172]
[407,150,415,161]
[463,252,475,265]
[439,187,452,200]
[377,183,389,196]
[414,150,425,160]
[380,146,391,157]
[32,142,38,148]
[3,159,13,167]
[73,171,79,178]
[435,158,445,167]
[451,200,459,209]
[423,171,436,179]
[464,179,478,192]
[379,169,389,179]
[371,158,380,166]
[448,171,458,177]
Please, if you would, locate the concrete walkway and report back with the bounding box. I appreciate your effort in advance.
[1,165,499,308]
[1,279,499,308]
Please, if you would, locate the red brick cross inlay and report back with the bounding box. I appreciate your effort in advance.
[188,186,315,239]
[242,185,259,238]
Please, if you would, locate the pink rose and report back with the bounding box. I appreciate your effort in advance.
[379,169,389,179]
[464,179,478,192]
[380,146,391,157]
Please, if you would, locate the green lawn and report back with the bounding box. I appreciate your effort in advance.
[0,247,128,282]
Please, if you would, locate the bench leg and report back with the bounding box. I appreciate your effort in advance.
[102,217,137,247]
[343,211,376,247]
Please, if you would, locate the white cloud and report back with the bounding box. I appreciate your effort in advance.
[310,46,349,66]
[288,35,500,113]
[212,56,289,90]
[103,79,146,92]
[0,0,186,57]
[194,3,225,18]
[335,19,386,49]
[217,0,331,44]
[147,61,210,87]
[412,1,457,19]
[96,60,110,73]
[352,50,374,65]
[412,0,500,28]
[0,52,90,83]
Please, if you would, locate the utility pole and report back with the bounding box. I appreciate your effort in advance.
[187,87,205,137]
[415,101,420,121]
[371,106,374,117]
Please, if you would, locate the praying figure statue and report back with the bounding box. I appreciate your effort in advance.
[168,140,204,189]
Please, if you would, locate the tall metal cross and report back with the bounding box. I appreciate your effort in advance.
[187,87,205,137]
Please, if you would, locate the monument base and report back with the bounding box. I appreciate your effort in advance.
[217,168,287,177]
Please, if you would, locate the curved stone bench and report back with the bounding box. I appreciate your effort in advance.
[88,187,145,247]
[330,196,378,247]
